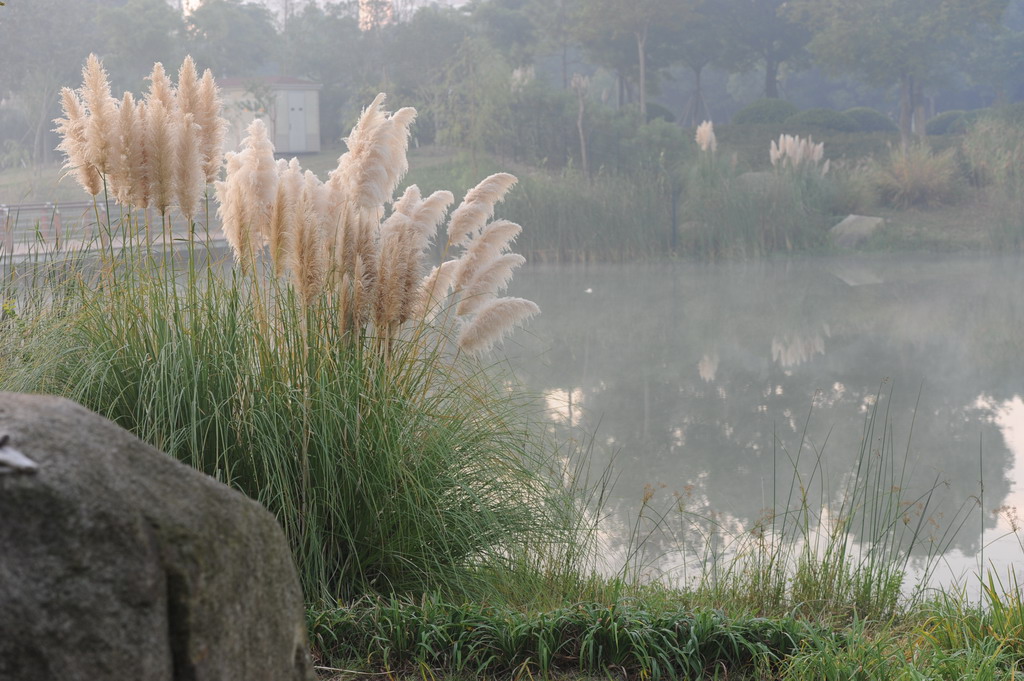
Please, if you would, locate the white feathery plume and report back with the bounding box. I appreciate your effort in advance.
[457,297,540,355]
[374,211,412,328]
[285,171,329,307]
[456,253,525,315]
[109,91,138,206]
[81,54,119,177]
[447,173,517,247]
[145,97,176,215]
[453,219,521,292]
[331,99,415,211]
[216,150,248,262]
[392,189,455,323]
[327,93,388,201]
[270,158,304,275]
[176,56,200,118]
[128,99,152,209]
[54,88,102,196]
[392,184,421,216]
[147,62,175,110]
[237,118,279,246]
[695,120,716,154]
[174,111,204,220]
[416,260,458,321]
[408,190,454,240]
[195,68,227,183]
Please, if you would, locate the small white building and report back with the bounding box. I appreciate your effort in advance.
[220,77,322,154]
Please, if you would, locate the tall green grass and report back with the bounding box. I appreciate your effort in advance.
[0,210,591,606]
[681,146,840,258]
[309,595,824,678]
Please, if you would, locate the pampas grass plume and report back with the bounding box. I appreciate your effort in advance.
[128,99,152,208]
[81,54,119,177]
[147,62,175,109]
[146,97,175,215]
[453,219,521,292]
[55,88,103,196]
[416,260,458,321]
[457,297,540,355]
[695,120,716,154]
[196,68,227,183]
[239,118,279,244]
[216,151,247,261]
[109,92,138,206]
[174,111,204,220]
[176,56,200,118]
[285,171,329,306]
[447,173,517,247]
[456,253,525,315]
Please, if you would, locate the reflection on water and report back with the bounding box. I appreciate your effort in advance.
[505,254,1024,590]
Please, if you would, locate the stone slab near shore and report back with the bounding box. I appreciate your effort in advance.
[0,392,313,681]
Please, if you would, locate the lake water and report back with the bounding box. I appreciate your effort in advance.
[505,254,1024,594]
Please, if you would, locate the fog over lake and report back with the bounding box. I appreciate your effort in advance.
[506,254,1024,591]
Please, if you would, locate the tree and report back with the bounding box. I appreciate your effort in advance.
[794,0,1008,145]
[472,0,537,67]
[710,0,811,100]
[965,1,1024,105]
[279,2,363,143]
[666,1,731,125]
[0,0,102,164]
[573,0,687,118]
[186,0,278,78]
[529,0,580,90]
[98,0,186,94]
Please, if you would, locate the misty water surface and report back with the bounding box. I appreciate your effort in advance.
[506,254,1024,591]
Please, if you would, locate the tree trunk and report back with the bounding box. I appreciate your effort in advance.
[576,84,589,178]
[31,82,55,167]
[562,45,568,90]
[899,73,913,149]
[683,66,708,127]
[764,57,779,98]
[912,78,926,138]
[636,29,647,119]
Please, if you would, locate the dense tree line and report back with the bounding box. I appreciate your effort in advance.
[1,0,1023,165]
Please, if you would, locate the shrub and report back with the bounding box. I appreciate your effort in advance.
[842,107,898,133]
[925,110,971,135]
[732,98,799,125]
[784,108,859,132]
[871,144,960,208]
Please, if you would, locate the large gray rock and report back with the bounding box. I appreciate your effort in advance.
[0,393,313,681]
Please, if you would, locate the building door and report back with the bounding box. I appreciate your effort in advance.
[288,91,306,151]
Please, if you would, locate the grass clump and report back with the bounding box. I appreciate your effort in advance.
[959,116,1024,249]
[681,126,839,258]
[871,144,960,209]
[0,54,584,608]
[309,595,825,678]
